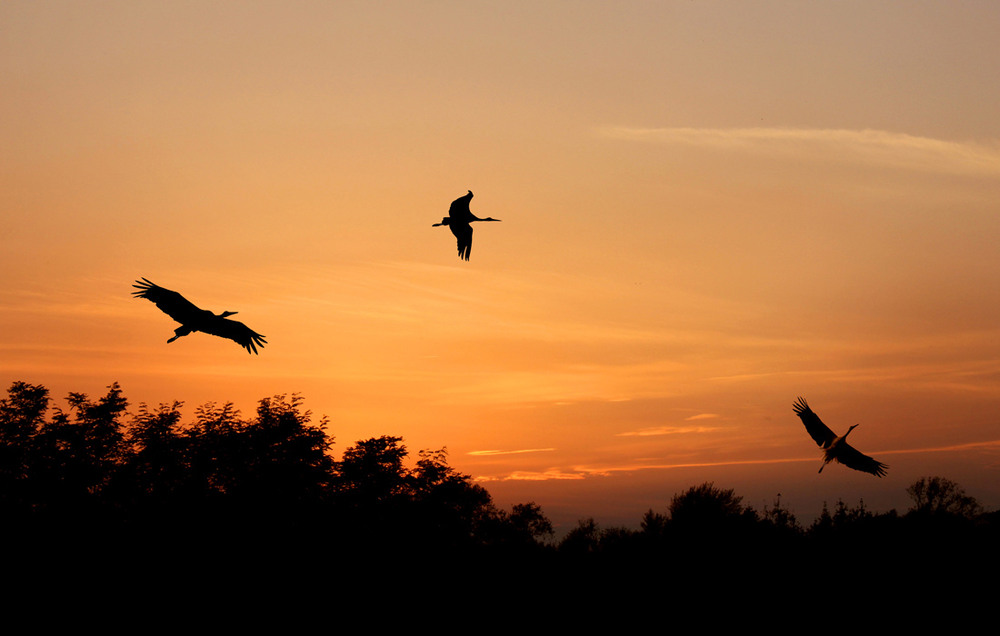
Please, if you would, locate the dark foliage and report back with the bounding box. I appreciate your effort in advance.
[3,381,997,593]
[907,475,982,518]
[555,479,999,586]
[0,381,552,577]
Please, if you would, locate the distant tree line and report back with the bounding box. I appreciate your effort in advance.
[556,478,998,568]
[2,381,997,581]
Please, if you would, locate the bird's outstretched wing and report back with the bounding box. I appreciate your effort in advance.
[793,397,836,447]
[835,442,888,477]
[449,190,473,221]
[132,278,203,324]
[450,224,473,261]
[199,319,267,355]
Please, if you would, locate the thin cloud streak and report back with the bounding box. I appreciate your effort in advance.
[477,469,587,482]
[476,439,1000,482]
[617,425,719,437]
[468,448,556,457]
[477,458,800,482]
[600,126,1000,176]
[883,439,1000,456]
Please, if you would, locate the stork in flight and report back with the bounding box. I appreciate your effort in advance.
[132,278,267,354]
[793,397,888,477]
[433,190,501,260]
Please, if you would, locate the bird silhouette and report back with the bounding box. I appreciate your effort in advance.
[433,190,501,260]
[793,397,887,477]
[132,278,267,354]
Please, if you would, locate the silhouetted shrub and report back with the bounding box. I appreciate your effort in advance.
[907,475,981,519]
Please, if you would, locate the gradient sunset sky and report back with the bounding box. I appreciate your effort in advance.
[3,1,999,532]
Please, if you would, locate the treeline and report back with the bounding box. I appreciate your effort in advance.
[0,381,554,558]
[2,381,997,576]
[558,478,998,566]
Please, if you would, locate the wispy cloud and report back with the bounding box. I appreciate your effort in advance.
[478,458,793,482]
[880,439,1000,456]
[616,425,718,437]
[468,448,555,457]
[476,469,589,482]
[685,413,720,421]
[475,439,1000,482]
[599,126,1000,176]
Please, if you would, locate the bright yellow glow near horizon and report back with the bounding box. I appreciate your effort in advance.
[3,1,1000,531]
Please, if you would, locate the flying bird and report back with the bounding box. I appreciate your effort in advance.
[132,278,267,354]
[433,190,501,260]
[793,397,887,477]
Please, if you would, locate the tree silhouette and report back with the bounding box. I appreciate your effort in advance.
[336,435,409,505]
[506,502,555,543]
[240,394,334,505]
[668,482,743,520]
[28,383,128,514]
[408,447,494,546]
[558,517,601,554]
[4,380,998,582]
[639,508,668,540]
[906,476,981,519]
[806,497,897,561]
[666,482,757,543]
[0,381,50,513]
[0,380,561,568]
[759,494,801,536]
[110,401,189,509]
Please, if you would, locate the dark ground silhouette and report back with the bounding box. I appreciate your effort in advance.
[2,380,997,596]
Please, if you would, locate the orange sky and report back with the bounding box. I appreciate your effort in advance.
[3,1,999,532]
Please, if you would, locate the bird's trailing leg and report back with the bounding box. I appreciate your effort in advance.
[168,325,193,343]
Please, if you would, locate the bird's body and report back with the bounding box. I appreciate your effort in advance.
[793,397,887,477]
[132,278,266,354]
[433,190,501,260]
